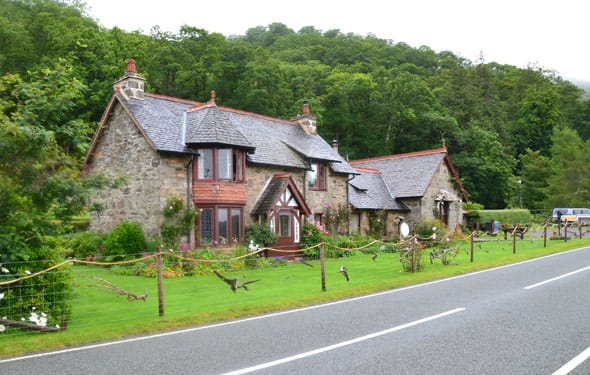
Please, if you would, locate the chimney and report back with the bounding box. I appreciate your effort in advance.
[292,100,317,134]
[332,139,339,153]
[113,59,145,101]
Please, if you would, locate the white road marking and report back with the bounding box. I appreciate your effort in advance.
[1,246,587,364]
[221,307,465,375]
[552,346,590,375]
[524,265,590,290]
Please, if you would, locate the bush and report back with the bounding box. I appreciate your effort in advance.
[245,224,277,247]
[64,230,105,259]
[302,222,326,259]
[0,240,72,328]
[467,209,532,228]
[103,221,147,258]
[413,218,447,247]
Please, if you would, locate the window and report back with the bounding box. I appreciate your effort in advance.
[313,213,323,225]
[198,149,213,179]
[200,208,213,243]
[197,148,245,181]
[279,211,292,237]
[217,149,232,180]
[307,162,326,190]
[217,207,228,245]
[199,206,242,246]
[231,208,241,244]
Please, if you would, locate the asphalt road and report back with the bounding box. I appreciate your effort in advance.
[2,247,590,375]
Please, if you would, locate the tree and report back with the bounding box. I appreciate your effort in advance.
[450,126,516,209]
[519,149,552,209]
[545,127,590,207]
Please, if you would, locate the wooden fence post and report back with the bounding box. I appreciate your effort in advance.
[411,236,416,273]
[320,241,326,292]
[564,222,568,242]
[512,226,517,254]
[543,222,547,248]
[470,231,474,262]
[157,253,165,316]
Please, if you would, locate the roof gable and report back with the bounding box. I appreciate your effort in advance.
[251,174,311,216]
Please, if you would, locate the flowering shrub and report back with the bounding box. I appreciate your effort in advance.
[302,222,327,259]
[0,249,71,331]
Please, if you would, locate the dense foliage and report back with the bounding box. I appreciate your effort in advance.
[2,0,590,212]
[102,221,147,258]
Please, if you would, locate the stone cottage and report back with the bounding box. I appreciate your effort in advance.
[84,60,356,250]
[348,148,468,236]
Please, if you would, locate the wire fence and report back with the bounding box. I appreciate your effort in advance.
[0,221,586,343]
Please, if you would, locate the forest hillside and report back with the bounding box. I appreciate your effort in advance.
[1,0,590,210]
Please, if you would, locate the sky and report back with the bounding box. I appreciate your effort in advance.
[83,0,588,83]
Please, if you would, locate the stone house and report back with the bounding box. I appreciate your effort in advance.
[348,148,468,236]
[84,60,356,250]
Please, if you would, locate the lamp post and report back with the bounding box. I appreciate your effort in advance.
[517,180,522,208]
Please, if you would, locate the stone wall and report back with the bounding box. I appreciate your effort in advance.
[244,164,349,226]
[87,102,189,238]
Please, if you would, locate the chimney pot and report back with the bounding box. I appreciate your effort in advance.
[302,100,310,115]
[127,59,137,74]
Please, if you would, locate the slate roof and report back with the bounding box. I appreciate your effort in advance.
[348,168,408,210]
[349,149,449,198]
[185,105,253,151]
[110,93,355,175]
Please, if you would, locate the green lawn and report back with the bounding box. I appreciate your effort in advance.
[1,235,589,358]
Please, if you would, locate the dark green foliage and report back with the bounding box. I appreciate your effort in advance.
[245,224,277,247]
[0,240,72,327]
[467,209,532,227]
[103,221,147,258]
[64,230,105,259]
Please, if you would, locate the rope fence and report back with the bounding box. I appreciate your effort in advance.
[0,221,585,341]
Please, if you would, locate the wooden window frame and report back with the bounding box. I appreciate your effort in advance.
[198,206,243,246]
[307,162,327,191]
[196,148,245,182]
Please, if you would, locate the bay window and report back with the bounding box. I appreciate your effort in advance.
[197,148,245,181]
[199,206,242,246]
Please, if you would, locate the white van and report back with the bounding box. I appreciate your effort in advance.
[552,208,590,222]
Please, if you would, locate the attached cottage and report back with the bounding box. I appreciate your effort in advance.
[348,148,467,236]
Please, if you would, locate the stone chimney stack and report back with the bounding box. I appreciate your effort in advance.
[292,100,317,134]
[113,59,145,101]
[332,139,339,153]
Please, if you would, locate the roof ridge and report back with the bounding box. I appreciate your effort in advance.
[188,104,297,125]
[349,147,447,164]
[144,92,203,106]
[352,166,381,174]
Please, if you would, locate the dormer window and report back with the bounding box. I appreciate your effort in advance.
[197,148,245,181]
[307,162,327,191]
